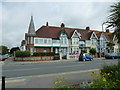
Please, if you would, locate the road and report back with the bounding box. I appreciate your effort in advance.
[2,58,119,88]
[2,59,118,78]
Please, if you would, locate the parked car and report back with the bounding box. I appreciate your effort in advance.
[105,53,120,59]
[79,53,93,61]
[0,55,7,61]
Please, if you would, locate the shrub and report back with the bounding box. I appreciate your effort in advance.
[88,61,120,89]
[53,76,70,88]
[82,49,87,53]
[33,52,55,56]
[15,51,30,57]
[32,52,40,56]
[89,48,96,55]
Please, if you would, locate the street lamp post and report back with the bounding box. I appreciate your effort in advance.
[100,22,106,57]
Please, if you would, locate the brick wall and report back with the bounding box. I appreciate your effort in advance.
[35,47,51,52]
[15,56,54,61]
[26,44,34,51]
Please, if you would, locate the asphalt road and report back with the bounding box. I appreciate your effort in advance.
[2,59,118,78]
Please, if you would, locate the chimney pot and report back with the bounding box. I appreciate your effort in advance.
[46,22,48,26]
[86,27,90,30]
[106,29,109,32]
[61,23,65,28]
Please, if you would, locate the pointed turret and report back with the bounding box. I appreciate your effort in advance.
[28,16,36,36]
[25,16,36,55]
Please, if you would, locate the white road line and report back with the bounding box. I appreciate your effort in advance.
[5,79,25,84]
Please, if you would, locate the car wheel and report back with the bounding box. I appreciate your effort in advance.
[83,59,85,61]
[112,57,114,59]
[90,59,92,61]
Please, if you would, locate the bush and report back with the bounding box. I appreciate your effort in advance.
[15,51,31,57]
[82,49,87,53]
[89,48,96,55]
[88,61,120,89]
[33,52,41,56]
[33,52,55,56]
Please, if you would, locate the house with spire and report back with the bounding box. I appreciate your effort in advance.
[20,16,119,59]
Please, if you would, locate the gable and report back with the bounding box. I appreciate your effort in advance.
[59,29,69,38]
[90,32,98,40]
[71,30,81,39]
[100,33,107,40]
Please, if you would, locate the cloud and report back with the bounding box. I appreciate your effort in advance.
[1,2,115,49]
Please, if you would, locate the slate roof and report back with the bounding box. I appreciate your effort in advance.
[35,25,111,41]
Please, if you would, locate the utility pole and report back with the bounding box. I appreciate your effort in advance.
[100,22,106,57]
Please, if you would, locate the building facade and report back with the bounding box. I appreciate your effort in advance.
[20,16,119,59]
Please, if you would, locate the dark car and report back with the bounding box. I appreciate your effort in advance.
[105,53,120,59]
[79,53,93,61]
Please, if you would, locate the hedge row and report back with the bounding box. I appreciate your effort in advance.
[15,51,31,57]
[33,52,55,56]
[15,51,56,57]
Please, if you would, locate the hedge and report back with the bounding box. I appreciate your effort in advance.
[33,52,55,56]
[15,51,31,57]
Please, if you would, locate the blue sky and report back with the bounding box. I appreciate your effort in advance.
[1,0,117,49]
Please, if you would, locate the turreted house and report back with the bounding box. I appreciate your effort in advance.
[20,16,119,59]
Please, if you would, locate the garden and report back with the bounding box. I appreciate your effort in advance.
[14,51,59,61]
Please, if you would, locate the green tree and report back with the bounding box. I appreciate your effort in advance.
[106,42,115,53]
[82,49,87,53]
[10,47,20,54]
[89,48,96,55]
[0,46,9,55]
[106,2,120,43]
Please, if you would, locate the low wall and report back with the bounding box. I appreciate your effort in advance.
[69,55,79,59]
[15,56,54,61]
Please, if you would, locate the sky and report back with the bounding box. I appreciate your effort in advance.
[1,0,118,49]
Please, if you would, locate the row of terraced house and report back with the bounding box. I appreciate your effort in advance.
[20,16,120,59]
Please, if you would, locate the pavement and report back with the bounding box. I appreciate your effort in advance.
[2,57,105,65]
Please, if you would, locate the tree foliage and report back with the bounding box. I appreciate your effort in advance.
[106,2,120,43]
[81,49,87,53]
[106,42,115,53]
[89,48,96,55]
[106,42,115,47]
[0,46,9,55]
[10,47,20,54]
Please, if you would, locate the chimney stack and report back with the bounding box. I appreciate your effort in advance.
[86,27,90,30]
[61,23,65,28]
[106,29,109,32]
[46,22,48,26]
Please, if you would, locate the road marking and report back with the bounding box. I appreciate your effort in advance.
[5,69,99,83]
[5,79,25,84]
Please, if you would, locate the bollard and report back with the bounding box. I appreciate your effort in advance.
[1,76,5,90]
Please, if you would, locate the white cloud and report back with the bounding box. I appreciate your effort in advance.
[1,1,116,49]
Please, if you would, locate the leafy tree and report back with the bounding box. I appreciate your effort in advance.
[106,42,115,53]
[10,47,20,54]
[89,48,97,55]
[106,2,120,43]
[0,46,9,55]
[81,49,87,53]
